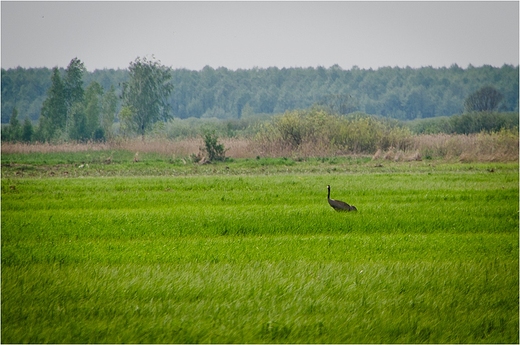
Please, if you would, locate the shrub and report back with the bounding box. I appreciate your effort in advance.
[451,112,519,134]
[464,86,503,112]
[409,112,518,135]
[256,109,414,156]
[202,129,227,161]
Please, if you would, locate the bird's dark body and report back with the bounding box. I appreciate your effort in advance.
[327,185,357,212]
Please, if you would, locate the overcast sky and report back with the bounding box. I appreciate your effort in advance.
[1,1,519,71]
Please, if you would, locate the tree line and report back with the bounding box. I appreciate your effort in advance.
[2,57,173,143]
[1,59,518,143]
[170,64,518,120]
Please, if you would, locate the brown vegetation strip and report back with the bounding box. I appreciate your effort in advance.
[2,132,518,163]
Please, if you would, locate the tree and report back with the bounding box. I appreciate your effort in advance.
[202,129,226,161]
[64,58,86,134]
[39,67,67,141]
[117,106,134,138]
[3,64,520,130]
[101,85,117,140]
[64,57,86,108]
[8,108,21,141]
[464,86,503,112]
[121,56,174,140]
[316,93,359,115]
[83,81,104,139]
[21,118,34,142]
[68,102,88,141]
[404,87,435,119]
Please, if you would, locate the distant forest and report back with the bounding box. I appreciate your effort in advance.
[1,64,518,124]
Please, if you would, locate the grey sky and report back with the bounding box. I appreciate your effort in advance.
[1,1,519,71]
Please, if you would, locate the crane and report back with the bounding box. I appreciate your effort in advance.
[327,185,357,212]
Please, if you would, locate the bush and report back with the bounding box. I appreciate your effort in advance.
[202,130,227,161]
[408,112,518,135]
[93,128,105,142]
[451,112,519,134]
[256,109,413,155]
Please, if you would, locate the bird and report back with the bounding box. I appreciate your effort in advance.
[327,185,357,212]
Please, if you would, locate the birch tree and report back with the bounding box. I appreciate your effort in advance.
[121,56,174,140]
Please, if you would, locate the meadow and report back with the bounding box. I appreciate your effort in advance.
[1,149,518,343]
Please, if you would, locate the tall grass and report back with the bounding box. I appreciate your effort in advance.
[1,137,257,159]
[410,129,519,162]
[3,128,517,163]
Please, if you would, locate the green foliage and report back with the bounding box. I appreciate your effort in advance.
[121,56,174,140]
[406,116,455,134]
[2,108,22,142]
[169,64,518,120]
[39,67,67,140]
[409,112,519,134]
[8,108,21,137]
[2,64,518,126]
[271,110,307,147]
[202,129,227,161]
[83,81,105,141]
[259,109,412,153]
[101,85,118,140]
[67,102,88,141]
[464,86,504,113]
[1,67,53,124]
[23,58,118,143]
[1,164,518,343]
[451,111,518,134]
[35,59,89,142]
[21,118,34,143]
[2,61,518,146]
[64,57,86,108]
[117,106,135,138]
[140,115,269,139]
[65,58,101,142]
[315,93,359,114]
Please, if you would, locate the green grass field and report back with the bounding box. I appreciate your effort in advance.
[1,153,518,343]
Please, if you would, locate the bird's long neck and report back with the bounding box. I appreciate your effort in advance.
[327,187,331,199]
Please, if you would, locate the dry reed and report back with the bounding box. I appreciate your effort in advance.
[2,131,518,162]
[1,141,113,154]
[410,131,519,162]
[1,138,259,159]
